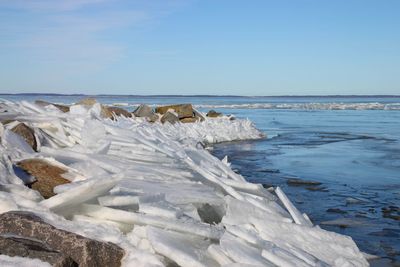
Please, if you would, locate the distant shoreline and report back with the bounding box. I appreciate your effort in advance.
[1,93,399,98]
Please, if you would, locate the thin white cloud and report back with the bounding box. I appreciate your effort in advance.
[0,0,110,12]
[0,0,188,74]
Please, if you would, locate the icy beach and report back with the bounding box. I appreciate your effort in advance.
[0,99,370,267]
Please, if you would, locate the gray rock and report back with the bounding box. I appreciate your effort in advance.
[133,104,153,117]
[155,104,193,119]
[160,111,179,124]
[0,234,77,267]
[0,211,125,267]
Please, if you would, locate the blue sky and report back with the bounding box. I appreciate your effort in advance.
[0,0,399,95]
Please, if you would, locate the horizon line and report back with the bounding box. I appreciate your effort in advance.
[1,93,400,98]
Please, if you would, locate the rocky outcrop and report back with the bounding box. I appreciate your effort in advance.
[206,110,222,118]
[11,123,38,151]
[160,111,179,124]
[0,211,125,267]
[133,104,158,122]
[0,234,77,267]
[17,159,70,199]
[155,104,194,119]
[35,100,70,113]
[107,106,132,118]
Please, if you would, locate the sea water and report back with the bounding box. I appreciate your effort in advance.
[1,94,400,263]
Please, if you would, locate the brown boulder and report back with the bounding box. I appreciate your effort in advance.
[35,100,70,113]
[11,123,38,151]
[160,111,179,124]
[0,235,77,267]
[17,159,70,199]
[155,104,193,119]
[107,106,132,118]
[0,211,125,267]
[206,110,222,118]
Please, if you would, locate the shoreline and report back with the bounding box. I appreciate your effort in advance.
[0,99,370,266]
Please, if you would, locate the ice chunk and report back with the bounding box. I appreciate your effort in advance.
[275,186,313,227]
[139,201,183,219]
[0,255,52,267]
[219,232,273,266]
[40,175,121,211]
[147,226,219,267]
[80,204,223,240]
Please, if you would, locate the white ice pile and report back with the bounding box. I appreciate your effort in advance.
[0,100,369,267]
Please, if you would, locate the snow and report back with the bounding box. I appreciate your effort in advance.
[0,255,52,267]
[0,100,369,267]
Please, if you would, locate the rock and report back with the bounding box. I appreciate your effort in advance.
[155,104,194,119]
[107,106,132,118]
[77,98,98,106]
[77,98,113,119]
[133,104,159,122]
[35,100,70,113]
[11,123,38,151]
[0,234,77,267]
[17,159,70,199]
[206,110,222,118]
[286,178,322,186]
[0,211,124,267]
[133,104,154,117]
[180,117,200,123]
[160,111,179,124]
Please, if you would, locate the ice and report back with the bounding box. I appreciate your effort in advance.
[147,226,219,267]
[0,99,369,267]
[219,232,273,266]
[79,204,223,240]
[0,255,52,267]
[40,175,121,211]
[275,186,313,226]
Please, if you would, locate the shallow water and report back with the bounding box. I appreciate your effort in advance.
[2,94,400,263]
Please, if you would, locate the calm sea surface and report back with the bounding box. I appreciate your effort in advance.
[2,94,400,264]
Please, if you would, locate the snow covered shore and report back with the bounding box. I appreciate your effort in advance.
[0,100,369,266]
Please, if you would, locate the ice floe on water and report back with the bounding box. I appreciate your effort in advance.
[0,100,369,266]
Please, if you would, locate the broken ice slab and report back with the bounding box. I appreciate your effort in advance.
[139,201,183,219]
[219,232,273,266]
[147,226,219,267]
[115,179,223,205]
[98,193,165,207]
[79,204,223,240]
[40,175,121,211]
[275,186,313,227]
[72,214,133,233]
[207,244,233,266]
[250,216,369,267]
